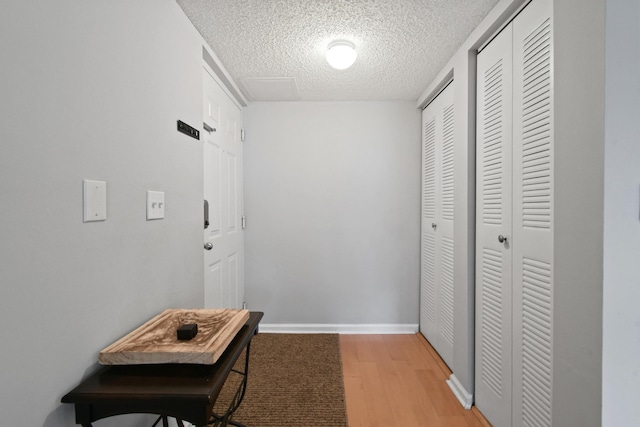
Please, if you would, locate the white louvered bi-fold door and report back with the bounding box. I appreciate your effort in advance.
[512,0,553,425]
[475,23,514,427]
[420,82,455,368]
[476,0,553,426]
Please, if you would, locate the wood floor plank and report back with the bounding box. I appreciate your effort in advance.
[343,375,371,427]
[417,333,453,378]
[359,361,397,427]
[340,333,491,427]
[407,334,442,372]
[462,408,488,427]
[382,334,411,361]
[392,361,443,426]
[354,335,376,363]
[471,406,493,427]
[368,335,394,364]
[378,361,425,426]
[418,368,466,417]
[438,415,477,427]
[340,337,361,377]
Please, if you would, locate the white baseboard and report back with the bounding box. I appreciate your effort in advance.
[446,373,473,409]
[258,323,419,334]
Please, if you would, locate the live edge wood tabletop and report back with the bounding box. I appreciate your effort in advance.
[99,308,250,365]
[61,310,264,427]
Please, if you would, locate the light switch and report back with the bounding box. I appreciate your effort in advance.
[83,179,107,222]
[147,191,165,220]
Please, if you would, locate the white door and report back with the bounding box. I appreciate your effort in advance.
[202,67,244,309]
[420,82,455,368]
[475,1,553,425]
[421,91,439,350]
[475,21,514,427]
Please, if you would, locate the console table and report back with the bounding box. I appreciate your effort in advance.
[62,311,263,427]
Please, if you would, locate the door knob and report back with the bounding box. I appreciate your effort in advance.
[498,235,508,243]
[204,242,213,251]
[432,223,437,230]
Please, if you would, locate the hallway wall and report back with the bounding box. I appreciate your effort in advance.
[0,1,207,425]
[243,101,421,328]
[602,0,640,424]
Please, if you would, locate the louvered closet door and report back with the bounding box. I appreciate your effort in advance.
[475,1,553,426]
[420,82,455,368]
[475,23,513,427]
[512,0,553,425]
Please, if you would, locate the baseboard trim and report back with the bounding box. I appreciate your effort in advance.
[258,323,419,334]
[447,373,473,409]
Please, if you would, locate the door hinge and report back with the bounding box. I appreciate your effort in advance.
[240,128,245,142]
[241,215,246,229]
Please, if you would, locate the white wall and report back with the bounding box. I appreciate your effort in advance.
[552,0,605,424]
[243,102,421,327]
[603,0,640,425]
[0,0,207,425]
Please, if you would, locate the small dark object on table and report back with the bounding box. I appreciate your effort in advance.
[177,323,198,340]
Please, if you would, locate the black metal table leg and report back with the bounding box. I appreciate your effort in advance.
[151,415,186,427]
[210,338,253,426]
[151,415,170,427]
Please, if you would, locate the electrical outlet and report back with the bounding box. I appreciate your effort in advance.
[146,191,165,220]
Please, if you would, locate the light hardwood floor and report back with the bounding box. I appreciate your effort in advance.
[340,334,491,427]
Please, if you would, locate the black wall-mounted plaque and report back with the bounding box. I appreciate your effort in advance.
[177,120,200,140]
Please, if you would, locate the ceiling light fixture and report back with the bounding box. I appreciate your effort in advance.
[326,41,357,70]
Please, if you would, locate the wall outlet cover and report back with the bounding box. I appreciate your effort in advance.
[83,179,107,222]
[147,191,165,220]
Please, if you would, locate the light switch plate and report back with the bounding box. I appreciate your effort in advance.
[147,191,165,220]
[83,179,107,222]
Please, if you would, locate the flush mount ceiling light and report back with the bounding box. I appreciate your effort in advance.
[326,41,357,70]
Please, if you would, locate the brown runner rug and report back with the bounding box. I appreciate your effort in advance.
[214,333,348,427]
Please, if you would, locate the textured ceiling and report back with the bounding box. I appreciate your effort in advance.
[176,0,500,102]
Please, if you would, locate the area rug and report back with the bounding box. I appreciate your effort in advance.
[214,333,348,427]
